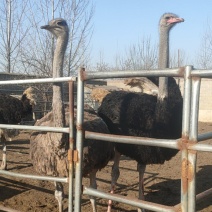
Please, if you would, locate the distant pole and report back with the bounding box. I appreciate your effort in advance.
[177,49,180,85]
[178,49,180,67]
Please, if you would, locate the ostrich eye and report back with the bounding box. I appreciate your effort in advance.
[57,21,67,26]
[165,16,170,20]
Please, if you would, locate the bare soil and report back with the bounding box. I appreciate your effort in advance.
[0,122,211,212]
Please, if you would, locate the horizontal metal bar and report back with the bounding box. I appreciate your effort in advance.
[188,143,212,152]
[84,68,184,80]
[0,76,76,85]
[191,69,212,78]
[0,170,68,183]
[196,188,212,203]
[85,131,179,149]
[83,187,175,212]
[198,132,212,141]
[0,205,21,212]
[0,124,69,133]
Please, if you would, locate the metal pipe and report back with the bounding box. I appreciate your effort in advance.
[188,78,201,212]
[0,205,21,212]
[188,143,212,152]
[191,69,212,78]
[0,76,75,85]
[85,131,180,149]
[181,65,192,212]
[198,132,212,141]
[83,187,176,212]
[84,68,184,80]
[74,68,85,212]
[68,81,75,212]
[0,124,69,133]
[196,188,212,204]
[0,170,68,183]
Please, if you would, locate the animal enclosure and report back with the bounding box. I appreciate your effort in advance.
[0,66,212,212]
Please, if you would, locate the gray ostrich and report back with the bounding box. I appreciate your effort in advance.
[0,87,36,170]
[30,18,114,212]
[98,13,184,212]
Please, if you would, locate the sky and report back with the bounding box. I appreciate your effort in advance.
[90,0,212,66]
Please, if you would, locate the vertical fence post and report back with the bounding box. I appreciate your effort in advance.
[68,80,75,212]
[188,77,201,212]
[181,65,192,212]
[74,68,85,212]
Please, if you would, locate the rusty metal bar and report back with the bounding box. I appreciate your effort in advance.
[68,80,75,212]
[74,68,85,212]
[181,65,192,212]
[187,78,201,212]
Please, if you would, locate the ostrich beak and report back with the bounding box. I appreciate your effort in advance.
[41,25,50,30]
[167,17,184,24]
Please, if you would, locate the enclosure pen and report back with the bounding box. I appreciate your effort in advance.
[76,66,212,212]
[0,76,75,212]
[0,66,212,212]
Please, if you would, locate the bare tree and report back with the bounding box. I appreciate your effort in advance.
[20,0,93,77]
[91,36,158,72]
[196,22,212,69]
[0,0,30,73]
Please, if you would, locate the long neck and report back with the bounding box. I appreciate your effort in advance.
[158,27,169,99]
[52,34,68,127]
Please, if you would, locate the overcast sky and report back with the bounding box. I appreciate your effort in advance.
[90,0,212,66]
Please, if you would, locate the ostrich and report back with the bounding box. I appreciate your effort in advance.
[30,18,114,212]
[98,13,184,211]
[0,87,36,170]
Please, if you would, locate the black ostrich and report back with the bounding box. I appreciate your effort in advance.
[30,18,114,212]
[0,87,36,170]
[98,13,184,212]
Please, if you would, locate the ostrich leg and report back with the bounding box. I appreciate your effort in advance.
[89,169,98,212]
[55,182,64,212]
[0,136,7,170]
[137,163,146,212]
[107,150,121,212]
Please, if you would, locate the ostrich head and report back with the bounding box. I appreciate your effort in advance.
[41,18,69,38]
[159,13,184,32]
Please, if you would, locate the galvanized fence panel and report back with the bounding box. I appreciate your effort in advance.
[0,66,211,212]
[0,76,75,212]
[76,66,212,212]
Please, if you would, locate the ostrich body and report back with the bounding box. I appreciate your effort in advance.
[98,13,184,212]
[30,18,114,212]
[0,87,36,170]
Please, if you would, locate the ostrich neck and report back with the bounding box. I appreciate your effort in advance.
[158,28,169,99]
[52,34,68,127]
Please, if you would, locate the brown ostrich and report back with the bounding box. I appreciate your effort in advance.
[0,87,36,170]
[98,13,184,212]
[30,18,114,212]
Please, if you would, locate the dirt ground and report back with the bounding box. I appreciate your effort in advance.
[0,122,211,212]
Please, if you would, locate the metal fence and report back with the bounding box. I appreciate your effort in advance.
[76,66,212,212]
[0,65,212,212]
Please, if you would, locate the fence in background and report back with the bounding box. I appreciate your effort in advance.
[0,66,211,212]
